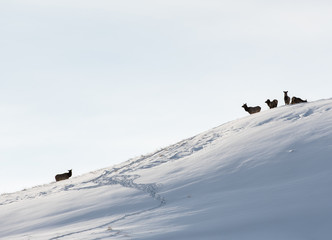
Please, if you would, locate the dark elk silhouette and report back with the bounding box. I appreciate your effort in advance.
[242,91,308,115]
[265,99,278,109]
[284,91,290,105]
[291,96,307,104]
[55,169,72,182]
[242,103,261,114]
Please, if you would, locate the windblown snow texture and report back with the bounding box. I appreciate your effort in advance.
[1,99,332,239]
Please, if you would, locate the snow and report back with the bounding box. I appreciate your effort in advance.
[1,99,332,239]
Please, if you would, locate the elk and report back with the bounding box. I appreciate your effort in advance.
[242,103,261,114]
[55,169,72,182]
[265,99,278,109]
[284,91,290,105]
[291,96,307,104]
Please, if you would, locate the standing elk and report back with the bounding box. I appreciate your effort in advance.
[55,169,72,182]
[284,91,290,105]
[265,99,278,109]
[242,103,261,114]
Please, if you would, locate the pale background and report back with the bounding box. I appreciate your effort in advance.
[1,0,332,193]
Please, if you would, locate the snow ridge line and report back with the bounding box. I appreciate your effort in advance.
[111,131,224,175]
[2,102,326,206]
[0,128,219,206]
[0,124,233,206]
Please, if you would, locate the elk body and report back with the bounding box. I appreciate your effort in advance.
[242,103,261,114]
[284,91,290,105]
[291,96,307,104]
[55,169,72,182]
[265,99,278,109]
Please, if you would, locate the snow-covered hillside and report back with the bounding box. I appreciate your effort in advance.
[1,99,332,240]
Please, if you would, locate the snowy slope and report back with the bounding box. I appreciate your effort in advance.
[1,99,332,240]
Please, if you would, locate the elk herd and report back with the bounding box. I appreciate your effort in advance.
[52,91,307,182]
[242,91,307,115]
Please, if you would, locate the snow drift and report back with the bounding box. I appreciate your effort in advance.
[1,99,332,240]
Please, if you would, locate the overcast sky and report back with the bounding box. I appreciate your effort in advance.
[1,0,332,193]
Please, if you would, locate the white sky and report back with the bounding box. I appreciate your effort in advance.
[1,0,332,193]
